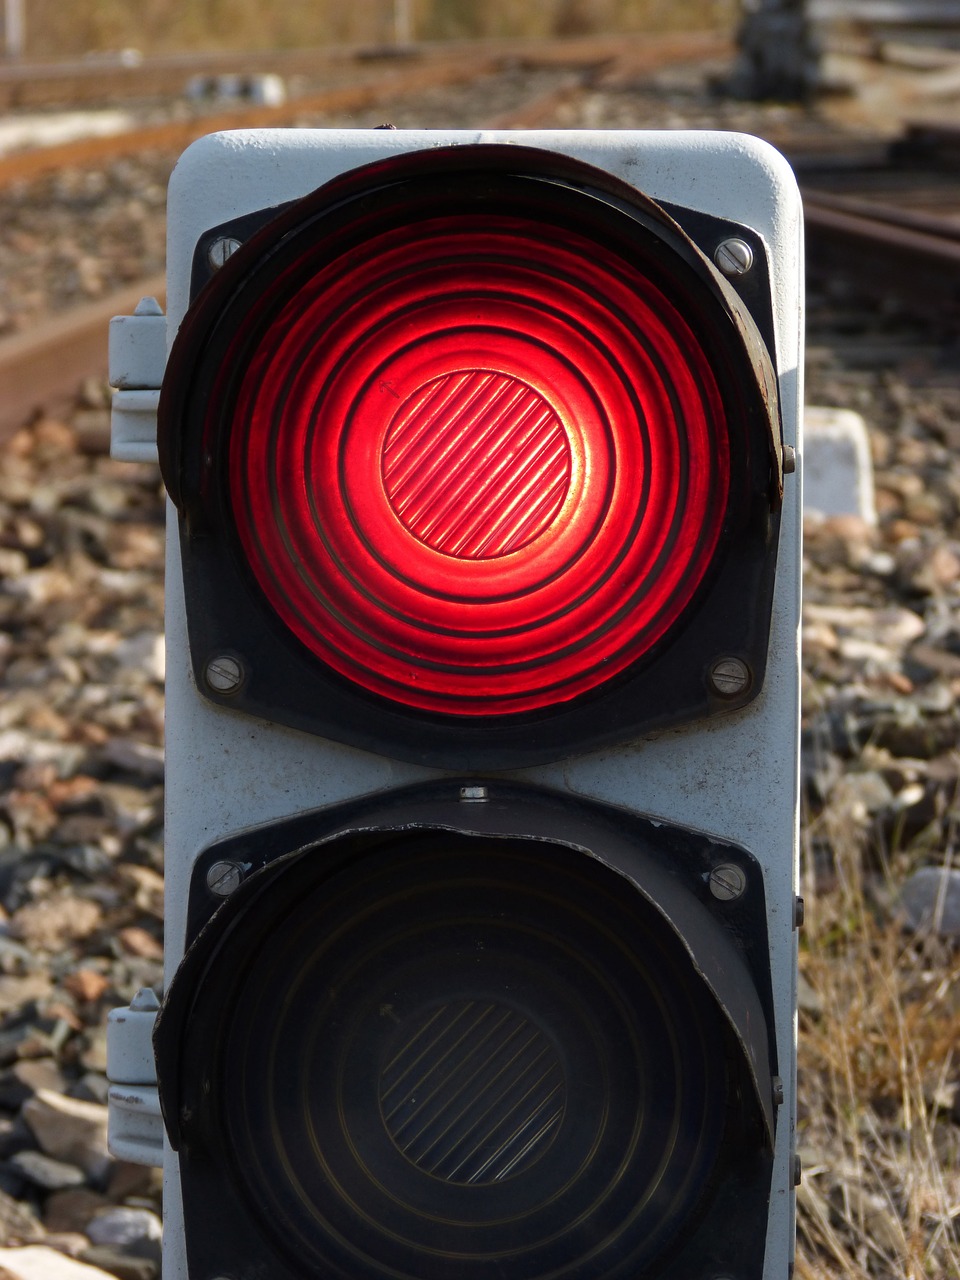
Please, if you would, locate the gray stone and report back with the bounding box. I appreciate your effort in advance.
[87,1206,161,1249]
[899,867,960,937]
[22,1090,111,1183]
[0,1245,117,1279]
[7,1150,86,1191]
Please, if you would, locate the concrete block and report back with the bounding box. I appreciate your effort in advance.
[803,405,876,524]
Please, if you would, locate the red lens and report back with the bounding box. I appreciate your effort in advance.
[226,210,730,715]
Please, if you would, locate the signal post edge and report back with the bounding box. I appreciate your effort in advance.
[111,128,803,1280]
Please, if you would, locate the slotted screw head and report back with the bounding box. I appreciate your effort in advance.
[708,656,751,698]
[714,236,754,277]
[206,860,244,897]
[204,654,244,694]
[207,236,242,271]
[709,863,747,901]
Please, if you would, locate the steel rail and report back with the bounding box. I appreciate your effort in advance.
[0,54,503,189]
[0,47,550,428]
[0,275,166,433]
[803,194,960,308]
[0,31,696,109]
[2,38,958,435]
[802,188,960,241]
[0,30,690,188]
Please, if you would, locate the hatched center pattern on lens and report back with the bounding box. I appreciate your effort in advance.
[381,371,572,559]
[379,999,566,1185]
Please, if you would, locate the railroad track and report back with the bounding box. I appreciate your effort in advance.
[0,51,508,189]
[797,123,960,309]
[1,35,957,434]
[0,31,732,432]
[0,31,718,111]
[0,32,732,190]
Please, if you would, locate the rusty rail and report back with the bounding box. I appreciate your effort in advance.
[1,32,957,435]
[804,193,960,308]
[0,54,502,189]
[0,31,696,188]
[0,31,705,110]
[0,275,167,432]
[804,188,960,240]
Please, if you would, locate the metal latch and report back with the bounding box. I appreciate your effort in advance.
[109,296,165,463]
[106,987,164,1167]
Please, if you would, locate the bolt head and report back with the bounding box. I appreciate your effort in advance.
[133,295,163,317]
[207,236,242,271]
[206,860,244,897]
[708,656,751,698]
[714,236,754,277]
[709,863,747,901]
[129,986,161,1011]
[204,654,244,694]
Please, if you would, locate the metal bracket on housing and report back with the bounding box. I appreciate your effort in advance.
[107,987,164,1167]
[110,389,161,463]
[109,297,166,463]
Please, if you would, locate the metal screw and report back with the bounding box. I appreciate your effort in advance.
[207,236,242,271]
[204,653,244,694]
[772,1075,784,1107]
[794,895,805,929]
[714,236,754,277]
[206,860,244,897]
[708,656,751,698]
[709,863,747,902]
[460,785,488,802]
[782,443,797,475]
[793,1153,803,1186]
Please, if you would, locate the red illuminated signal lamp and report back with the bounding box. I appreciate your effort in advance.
[158,145,783,767]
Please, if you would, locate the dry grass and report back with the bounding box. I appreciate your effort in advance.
[797,795,960,1278]
[23,0,735,58]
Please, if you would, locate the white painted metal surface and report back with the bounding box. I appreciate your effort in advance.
[109,297,165,462]
[106,1084,163,1166]
[148,129,802,1280]
[109,299,166,390]
[110,388,161,461]
[107,989,160,1085]
[107,988,163,1167]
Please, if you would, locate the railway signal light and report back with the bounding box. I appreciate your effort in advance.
[107,129,803,1280]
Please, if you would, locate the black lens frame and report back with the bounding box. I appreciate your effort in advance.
[159,145,784,769]
[155,781,780,1280]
